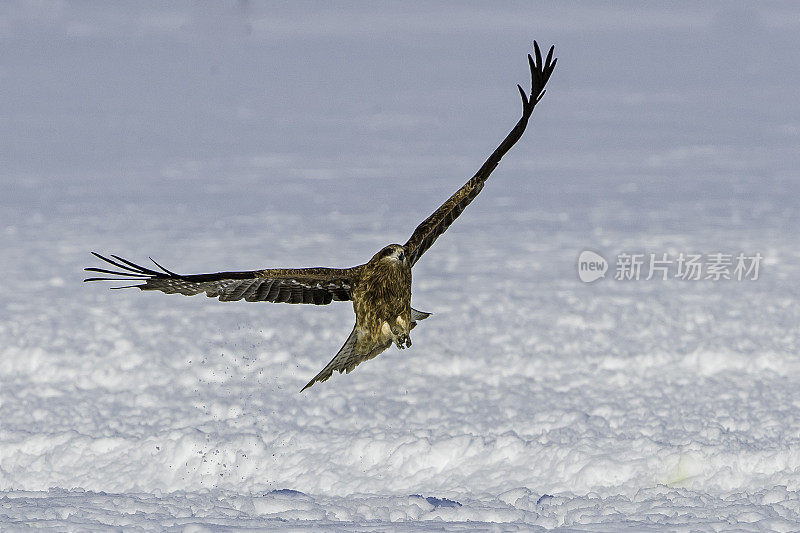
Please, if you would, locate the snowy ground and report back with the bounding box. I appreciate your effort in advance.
[2,2,800,531]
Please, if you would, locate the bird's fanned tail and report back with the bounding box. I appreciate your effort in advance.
[301,326,360,391]
[301,308,430,391]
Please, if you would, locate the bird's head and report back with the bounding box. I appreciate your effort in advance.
[372,244,407,266]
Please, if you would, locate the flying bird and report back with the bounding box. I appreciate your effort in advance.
[85,42,557,391]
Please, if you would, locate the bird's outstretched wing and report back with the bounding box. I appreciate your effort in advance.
[403,41,556,267]
[84,252,362,305]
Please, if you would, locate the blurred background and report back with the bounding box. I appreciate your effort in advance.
[3,1,799,243]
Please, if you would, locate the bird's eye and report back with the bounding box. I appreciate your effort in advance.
[398,251,405,261]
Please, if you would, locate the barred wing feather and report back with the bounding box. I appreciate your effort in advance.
[84,252,361,305]
[403,42,556,267]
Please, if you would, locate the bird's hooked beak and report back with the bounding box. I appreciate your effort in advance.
[376,245,407,265]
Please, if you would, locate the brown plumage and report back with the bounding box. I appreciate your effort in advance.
[84,42,557,391]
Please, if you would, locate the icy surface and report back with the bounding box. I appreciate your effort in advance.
[2,2,800,531]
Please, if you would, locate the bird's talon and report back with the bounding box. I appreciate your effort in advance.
[395,333,410,349]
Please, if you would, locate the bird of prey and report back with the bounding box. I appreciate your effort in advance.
[85,42,557,391]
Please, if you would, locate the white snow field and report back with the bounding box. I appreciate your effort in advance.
[2,2,800,531]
